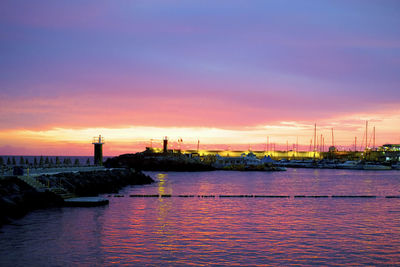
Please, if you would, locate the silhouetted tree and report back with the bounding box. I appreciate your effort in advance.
[19,156,24,165]
[12,157,16,165]
[45,157,49,165]
[39,156,44,166]
[62,158,72,166]
[25,159,29,165]
[34,157,37,167]
[50,158,54,166]
[55,156,60,166]
[0,157,3,166]
[7,157,11,165]
[86,158,90,166]
[74,159,80,166]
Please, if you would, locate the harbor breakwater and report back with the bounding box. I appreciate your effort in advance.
[105,153,215,171]
[36,169,154,196]
[0,169,154,227]
[0,177,63,227]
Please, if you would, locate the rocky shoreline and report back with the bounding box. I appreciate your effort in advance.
[37,168,155,196]
[105,153,215,171]
[0,169,154,227]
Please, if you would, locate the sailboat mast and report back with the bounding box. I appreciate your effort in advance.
[365,121,368,150]
[355,136,357,152]
[286,140,289,158]
[314,123,316,159]
[320,134,322,152]
[314,124,316,152]
[373,126,375,149]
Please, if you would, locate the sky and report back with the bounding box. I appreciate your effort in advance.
[0,0,400,155]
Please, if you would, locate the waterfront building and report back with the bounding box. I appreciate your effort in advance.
[379,144,400,151]
[378,144,400,162]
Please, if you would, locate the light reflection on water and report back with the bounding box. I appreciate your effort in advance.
[1,169,400,266]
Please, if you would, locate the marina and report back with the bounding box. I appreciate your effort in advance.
[1,1,400,266]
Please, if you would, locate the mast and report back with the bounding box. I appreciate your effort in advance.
[355,136,357,152]
[331,128,334,147]
[373,126,375,149]
[314,123,316,159]
[365,121,368,150]
[286,140,288,159]
[320,134,323,153]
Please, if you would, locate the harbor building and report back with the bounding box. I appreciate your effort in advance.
[378,144,400,162]
[145,145,400,164]
[145,147,321,160]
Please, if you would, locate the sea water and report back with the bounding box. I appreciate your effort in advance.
[1,169,400,266]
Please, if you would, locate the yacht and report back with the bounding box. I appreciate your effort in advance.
[363,163,391,170]
[337,161,362,169]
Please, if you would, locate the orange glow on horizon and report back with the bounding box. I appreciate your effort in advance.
[0,111,399,156]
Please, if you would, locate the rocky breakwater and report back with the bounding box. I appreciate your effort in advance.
[105,153,215,171]
[0,176,63,227]
[37,168,155,196]
[0,169,154,227]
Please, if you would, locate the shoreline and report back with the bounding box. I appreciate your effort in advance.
[0,168,154,228]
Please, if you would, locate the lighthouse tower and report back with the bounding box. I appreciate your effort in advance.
[92,135,105,165]
[163,136,168,153]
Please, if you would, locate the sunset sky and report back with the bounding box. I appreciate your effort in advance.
[1,0,400,155]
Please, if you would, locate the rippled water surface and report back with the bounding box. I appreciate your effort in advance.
[1,169,400,266]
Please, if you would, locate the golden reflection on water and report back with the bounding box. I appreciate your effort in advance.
[156,173,175,250]
[157,173,170,196]
[11,169,397,266]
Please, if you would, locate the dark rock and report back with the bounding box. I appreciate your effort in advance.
[36,169,154,197]
[0,177,63,227]
[105,153,214,171]
[0,169,154,228]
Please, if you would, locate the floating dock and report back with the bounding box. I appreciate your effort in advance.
[64,197,109,207]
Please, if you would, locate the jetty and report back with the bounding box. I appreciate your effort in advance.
[64,197,109,207]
